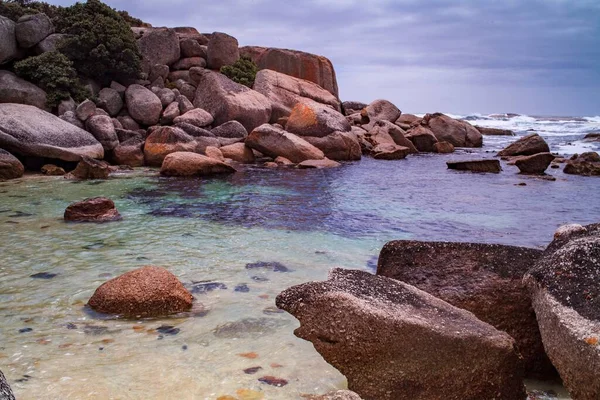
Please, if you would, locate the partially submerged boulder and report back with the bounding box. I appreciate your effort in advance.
[113,138,144,167]
[0,103,103,162]
[425,113,483,148]
[88,266,193,318]
[286,100,350,138]
[564,152,600,176]
[377,240,554,379]
[143,126,196,166]
[64,197,121,222]
[498,134,550,157]
[372,144,411,160]
[0,70,47,109]
[67,156,110,180]
[0,148,24,180]
[447,159,501,173]
[475,126,515,136]
[298,158,341,169]
[245,124,324,163]
[368,120,417,153]
[405,125,438,152]
[277,268,526,400]
[515,152,555,174]
[160,151,236,177]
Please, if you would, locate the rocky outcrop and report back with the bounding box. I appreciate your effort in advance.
[193,69,272,132]
[85,115,118,151]
[15,13,54,48]
[525,223,600,399]
[564,152,600,176]
[206,32,239,69]
[253,69,341,121]
[475,126,515,136]
[64,197,121,222]
[447,159,501,173]
[303,131,361,161]
[241,46,339,97]
[160,151,236,177]
[497,134,550,157]
[137,28,181,67]
[0,103,103,162]
[286,100,350,138]
[425,113,483,148]
[88,266,193,318]
[143,126,196,166]
[0,70,47,109]
[377,240,554,379]
[515,152,555,174]
[0,16,18,64]
[361,99,401,130]
[277,268,526,400]
[125,84,162,126]
[0,369,15,400]
[219,142,255,163]
[0,148,24,180]
[246,124,325,163]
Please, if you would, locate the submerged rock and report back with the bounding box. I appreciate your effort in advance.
[298,158,341,169]
[160,152,236,177]
[277,268,526,400]
[447,159,501,173]
[425,113,483,148]
[372,144,410,160]
[64,197,121,222]
[213,317,287,338]
[88,266,193,318]
[498,134,550,157]
[563,152,600,176]
[0,149,24,180]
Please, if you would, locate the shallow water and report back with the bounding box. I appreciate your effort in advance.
[1,145,598,399]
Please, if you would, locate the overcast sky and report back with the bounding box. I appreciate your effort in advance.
[51,0,600,116]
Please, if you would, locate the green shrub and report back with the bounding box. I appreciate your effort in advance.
[220,56,258,88]
[0,0,61,22]
[14,51,90,108]
[56,0,141,85]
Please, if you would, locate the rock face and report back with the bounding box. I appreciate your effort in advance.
[0,369,15,400]
[241,46,339,97]
[303,131,361,161]
[498,134,550,157]
[564,152,600,176]
[0,70,47,109]
[0,103,103,161]
[377,240,554,379]
[88,266,193,318]
[447,159,501,173]
[246,124,325,163]
[0,148,24,180]
[525,223,600,400]
[426,113,483,148]
[253,69,341,121]
[361,99,401,130]
[137,28,181,67]
[277,268,526,400]
[207,32,239,69]
[143,126,197,166]
[193,69,272,132]
[68,156,110,180]
[15,13,54,48]
[160,151,236,177]
[286,100,350,138]
[125,84,162,126]
[0,16,18,64]
[515,152,555,174]
[64,197,121,222]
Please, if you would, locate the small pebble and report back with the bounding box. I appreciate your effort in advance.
[19,328,33,333]
[243,366,262,375]
[182,345,188,351]
[156,325,180,336]
[30,272,57,279]
[235,284,250,293]
[258,375,288,387]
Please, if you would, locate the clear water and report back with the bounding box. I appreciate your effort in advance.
[1,131,598,399]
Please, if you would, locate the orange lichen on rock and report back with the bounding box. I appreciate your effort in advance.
[585,337,599,346]
[238,352,259,359]
[288,103,318,128]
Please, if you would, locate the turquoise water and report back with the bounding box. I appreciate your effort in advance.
[1,153,595,399]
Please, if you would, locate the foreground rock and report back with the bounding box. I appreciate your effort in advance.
[193,69,271,132]
[564,152,600,176]
[425,113,483,147]
[498,133,550,157]
[525,223,600,400]
[0,149,24,180]
[88,266,193,318]
[277,268,526,400]
[64,197,121,222]
[246,124,324,163]
[143,126,196,166]
[377,240,554,379]
[0,369,15,400]
[160,152,236,177]
[0,104,103,161]
[515,152,555,174]
[447,159,501,173]
[0,70,47,109]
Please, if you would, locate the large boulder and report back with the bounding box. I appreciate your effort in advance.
[277,268,526,400]
[125,84,162,126]
[0,369,15,400]
[180,38,205,58]
[286,100,350,138]
[0,16,18,64]
[15,13,54,48]
[98,88,123,117]
[219,142,255,163]
[361,99,401,130]
[172,57,206,70]
[425,113,483,148]
[246,124,325,163]
[241,46,339,97]
[0,70,47,109]
[377,240,554,379]
[64,197,121,222]
[253,69,341,121]
[85,115,118,151]
[0,103,103,161]
[137,28,181,67]
[342,101,367,116]
[303,131,361,161]
[0,148,24,180]
[160,151,236,177]
[193,69,271,132]
[143,126,197,167]
[405,125,438,152]
[497,134,550,157]
[447,159,501,173]
[88,266,193,318]
[206,32,239,69]
[515,152,555,174]
[525,224,600,400]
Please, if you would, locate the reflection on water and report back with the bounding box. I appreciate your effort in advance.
[1,153,596,399]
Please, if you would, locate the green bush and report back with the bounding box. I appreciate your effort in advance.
[14,51,90,108]
[0,0,61,22]
[56,0,141,85]
[220,56,258,88]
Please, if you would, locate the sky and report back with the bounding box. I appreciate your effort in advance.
[49,0,600,116]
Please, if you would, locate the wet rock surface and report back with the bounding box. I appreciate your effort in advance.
[64,197,121,222]
[447,159,501,173]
